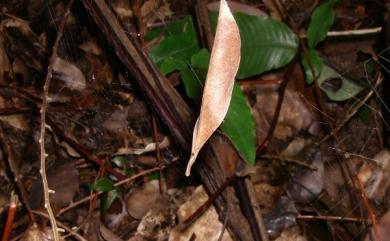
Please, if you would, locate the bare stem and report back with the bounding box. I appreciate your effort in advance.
[39,1,74,240]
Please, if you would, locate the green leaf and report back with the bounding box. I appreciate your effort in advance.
[210,12,298,79]
[318,65,364,101]
[182,49,256,165]
[179,49,209,103]
[90,177,115,192]
[148,32,200,69]
[101,188,120,213]
[301,49,323,84]
[160,57,188,75]
[145,16,195,41]
[307,0,338,48]
[221,85,256,164]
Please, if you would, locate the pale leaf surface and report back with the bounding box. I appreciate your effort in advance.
[185,0,240,176]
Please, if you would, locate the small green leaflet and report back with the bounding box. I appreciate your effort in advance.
[307,0,338,48]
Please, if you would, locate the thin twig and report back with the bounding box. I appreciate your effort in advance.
[1,192,18,241]
[256,57,297,155]
[297,214,370,222]
[151,115,167,194]
[0,126,34,222]
[38,1,74,240]
[355,176,380,241]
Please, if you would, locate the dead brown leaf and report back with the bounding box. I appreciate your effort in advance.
[186,0,240,176]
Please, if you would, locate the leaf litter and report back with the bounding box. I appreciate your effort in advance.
[0,0,389,241]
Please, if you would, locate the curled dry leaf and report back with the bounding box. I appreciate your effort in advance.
[185,0,241,176]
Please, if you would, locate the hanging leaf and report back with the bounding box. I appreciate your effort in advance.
[318,65,364,101]
[307,0,338,48]
[181,49,256,165]
[185,0,241,176]
[209,12,298,79]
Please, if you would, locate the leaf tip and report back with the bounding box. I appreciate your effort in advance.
[185,153,198,176]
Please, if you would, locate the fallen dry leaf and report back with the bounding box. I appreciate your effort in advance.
[169,186,233,241]
[186,0,241,176]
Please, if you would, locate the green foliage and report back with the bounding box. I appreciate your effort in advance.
[148,32,199,69]
[220,85,256,164]
[147,12,300,165]
[317,65,364,101]
[90,177,119,212]
[301,49,323,85]
[307,0,338,48]
[101,189,120,213]
[209,12,298,79]
[302,0,363,101]
[90,177,115,192]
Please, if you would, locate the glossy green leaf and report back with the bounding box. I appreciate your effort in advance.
[90,177,115,192]
[210,12,298,79]
[301,49,323,84]
[307,0,338,48]
[318,65,364,101]
[160,57,187,75]
[148,32,199,68]
[221,85,256,164]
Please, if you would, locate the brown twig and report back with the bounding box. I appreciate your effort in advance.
[195,0,214,49]
[256,57,297,155]
[1,192,18,241]
[297,214,370,222]
[88,165,106,222]
[355,175,380,241]
[0,126,34,222]
[38,1,74,240]
[151,114,167,194]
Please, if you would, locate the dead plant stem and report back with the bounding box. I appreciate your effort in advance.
[38,1,73,240]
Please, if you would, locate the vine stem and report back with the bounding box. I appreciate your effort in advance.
[39,1,74,240]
